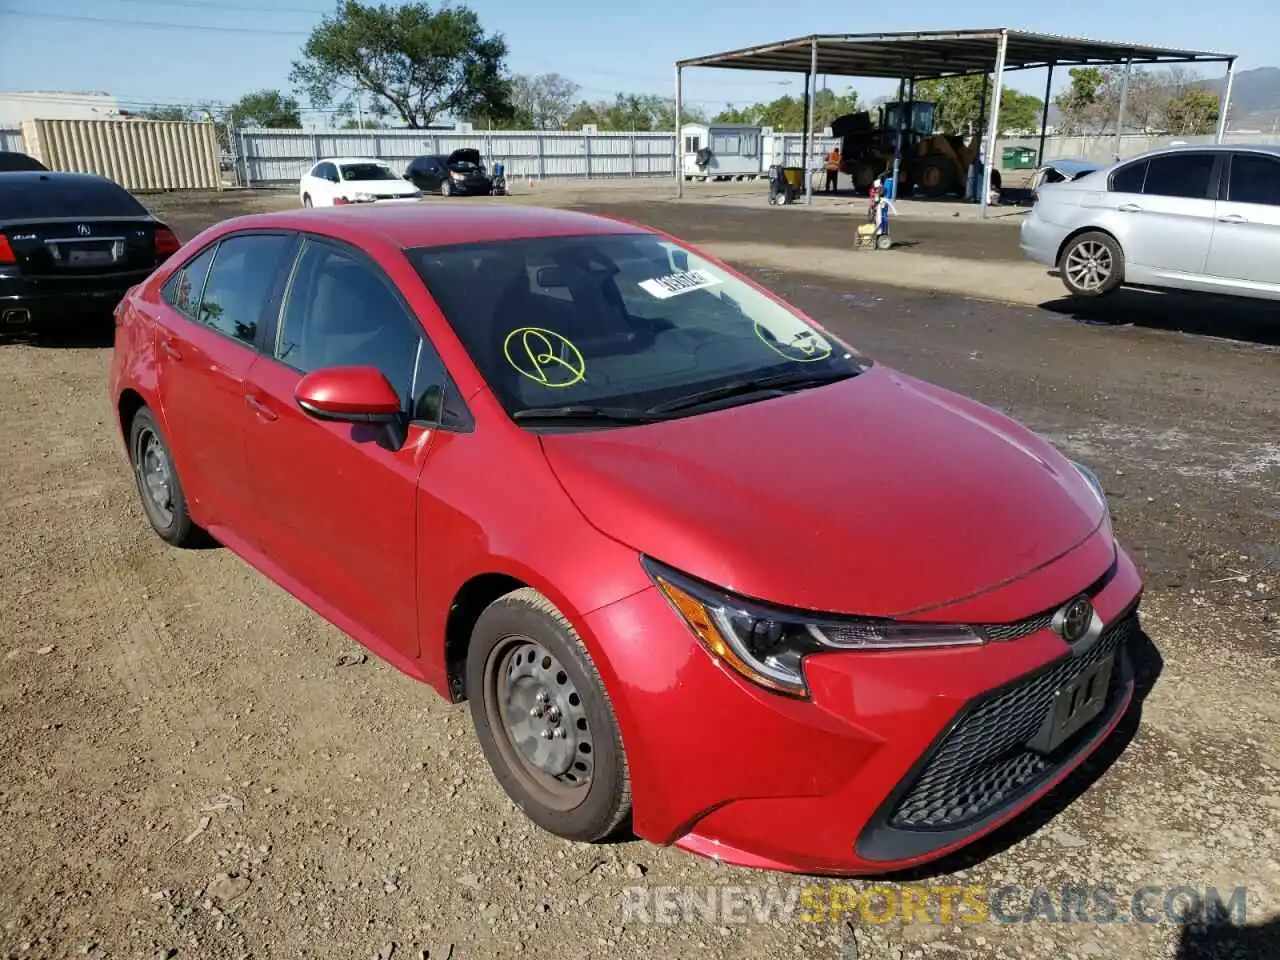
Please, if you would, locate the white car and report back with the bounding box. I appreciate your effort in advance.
[298,157,423,208]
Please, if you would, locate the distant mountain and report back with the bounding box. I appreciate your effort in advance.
[1205,66,1280,128]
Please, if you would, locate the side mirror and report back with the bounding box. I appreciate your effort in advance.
[536,266,567,287]
[295,366,402,423]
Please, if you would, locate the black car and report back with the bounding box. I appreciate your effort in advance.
[0,151,47,172]
[0,171,180,330]
[405,148,493,196]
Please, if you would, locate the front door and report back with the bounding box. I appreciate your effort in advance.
[1204,151,1280,290]
[242,236,440,662]
[153,232,295,534]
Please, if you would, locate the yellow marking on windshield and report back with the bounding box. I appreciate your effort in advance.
[753,320,833,363]
[502,327,587,387]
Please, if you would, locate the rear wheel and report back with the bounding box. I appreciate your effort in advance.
[466,588,631,842]
[916,155,955,197]
[128,407,202,547]
[1059,231,1124,298]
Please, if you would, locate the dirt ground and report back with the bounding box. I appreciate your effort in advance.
[1,181,1277,960]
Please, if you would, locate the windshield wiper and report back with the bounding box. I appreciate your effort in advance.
[647,368,858,414]
[512,404,668,424]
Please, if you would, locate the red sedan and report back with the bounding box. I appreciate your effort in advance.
[108,203,1142,876]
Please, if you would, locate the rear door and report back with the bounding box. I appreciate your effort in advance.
[1203,151,1280,292]
[153,231,297,536]
[1107,151,1219,277]
[241,235,438,661]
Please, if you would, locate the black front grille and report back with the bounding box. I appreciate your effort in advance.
[888,614,1135,830]
[980,611,1056,642]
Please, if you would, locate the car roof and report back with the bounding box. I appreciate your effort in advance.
[1120,142,1280,162]
[315,157,393,166]
[212,204,650,250]
[0,170,120,187]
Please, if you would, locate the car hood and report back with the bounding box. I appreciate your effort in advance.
[447,148,483,168]
[540,364,1106,617]
[342,177,419,194]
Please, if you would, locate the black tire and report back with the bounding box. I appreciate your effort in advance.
[127,407,201,547]
[916,155,955,197]
[466,587,631,842]
[1058,230,1125,298]
[440,179,452,197]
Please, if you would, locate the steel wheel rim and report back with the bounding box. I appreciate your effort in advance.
[134,428,174,525]
[1065,240,1112,291]
[484,635,594,811]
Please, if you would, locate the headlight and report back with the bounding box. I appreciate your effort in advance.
[1071,460,1108,510]
[643,558,985,699]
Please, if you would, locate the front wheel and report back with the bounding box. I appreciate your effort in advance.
[1059,231,1124,298]
[440,180,452,197]
[466,588,631,842]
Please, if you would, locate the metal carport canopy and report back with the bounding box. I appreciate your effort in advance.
[675,29,1233,79]
[672,29,1237,215]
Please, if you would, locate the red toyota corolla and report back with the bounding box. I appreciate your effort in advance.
[108,203,1142,876]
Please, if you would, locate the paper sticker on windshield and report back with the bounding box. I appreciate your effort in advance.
[638,269,723,300]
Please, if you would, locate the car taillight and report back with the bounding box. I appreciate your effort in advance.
[0,233,15,265]
[153,227,181,257]
[333,196,351,205]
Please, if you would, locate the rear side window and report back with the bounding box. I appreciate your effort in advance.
[0,174,147,219]
[1227,154,1280,206]
[1110,161,1146,194]
[161,244,217,319]
[197,234,295,346]
[1142,153,1215,199]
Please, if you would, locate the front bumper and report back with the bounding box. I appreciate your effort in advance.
[1019,213,1065,267]
[447,179,493,195]
[1,267,155,324]
[584,541,1142,876]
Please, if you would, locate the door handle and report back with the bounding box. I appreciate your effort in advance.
[1217,213,1248,223]
[1117,203,1142,213]
[245,394,278,422]
[158,338,182,360]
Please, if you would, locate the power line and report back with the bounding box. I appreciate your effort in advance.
[105,0,331,13]
[3,10,306,35]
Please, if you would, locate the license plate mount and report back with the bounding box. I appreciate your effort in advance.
[1028,652,1116,755]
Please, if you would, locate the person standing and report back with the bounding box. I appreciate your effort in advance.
[824,147,841,193]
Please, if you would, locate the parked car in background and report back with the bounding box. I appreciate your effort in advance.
[1020,144,1280,301]
[0,151,47,172]
[298,157,423,208]
[109,203,1141,876]
[1029,157,1102,195]
[405,149,493,196]
[0,171,180,331]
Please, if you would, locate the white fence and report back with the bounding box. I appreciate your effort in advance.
[5,124,1279,186]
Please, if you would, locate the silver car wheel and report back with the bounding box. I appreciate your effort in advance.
[1065,240,1112,292]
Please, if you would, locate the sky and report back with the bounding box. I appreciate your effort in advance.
[0,0,1268,125]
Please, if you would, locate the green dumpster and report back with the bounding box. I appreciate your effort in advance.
[1002,146,1037,171]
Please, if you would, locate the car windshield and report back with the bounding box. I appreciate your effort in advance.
[340,163,399,181]
[407,232,867,421]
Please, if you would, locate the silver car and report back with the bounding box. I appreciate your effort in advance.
[1019,144,1280,301]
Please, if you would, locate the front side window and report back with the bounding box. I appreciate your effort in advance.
[408,232,866,423]
[276,240,425,408]
[1227,153,1280,206]
[197,234,294,345]
[1110,160,1147,194]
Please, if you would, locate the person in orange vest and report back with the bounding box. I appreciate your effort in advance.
[824,147,840,193]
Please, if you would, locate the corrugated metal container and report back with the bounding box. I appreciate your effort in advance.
[20,119,221,191]
[0,126,25,153]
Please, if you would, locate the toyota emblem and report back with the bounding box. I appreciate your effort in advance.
[1056,596,1094,644]
[76,224,91,236]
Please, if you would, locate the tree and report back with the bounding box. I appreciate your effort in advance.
[228,89,302,128]
[914,75,1044,135]
[141,105,196,122]
[1164,88,1220,135]
[290,0,513,129]
[1054,67,1108,134]
[563,94,704,131]
[517,73,579,129]
[712,88,859,131]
